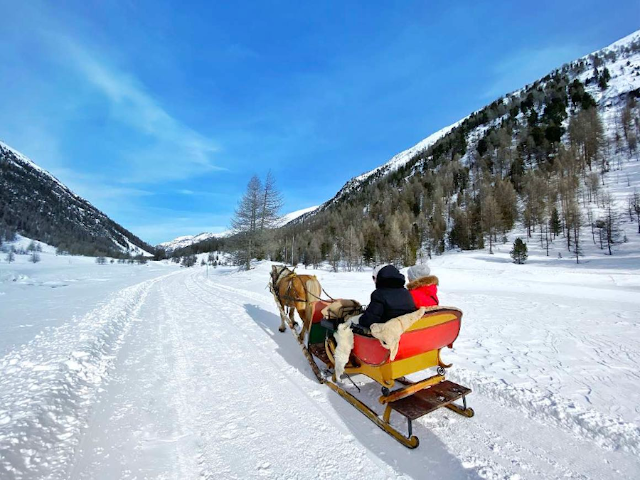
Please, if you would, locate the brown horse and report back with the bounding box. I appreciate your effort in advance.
[270,265,322,341]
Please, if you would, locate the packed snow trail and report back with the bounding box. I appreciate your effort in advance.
[0,272,177,479]
[71,267,640,478]
[71,268,473,479]
[0,244,175,356]
[2,264,640,478]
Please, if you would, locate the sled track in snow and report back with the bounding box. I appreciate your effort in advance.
[180,273,321,388]
[450,369,640,456]
[0,272,177,479]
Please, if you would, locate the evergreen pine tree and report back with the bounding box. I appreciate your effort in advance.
[510,238,528,264]
[549,207,562,238]
[598,67,611,90]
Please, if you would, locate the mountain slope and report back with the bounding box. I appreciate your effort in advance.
[158,231,230,253]
[314,30,640,216]
[0,141,153,257]
[274,29,640,266]
[277,205,319,226]
[324,121,463,209]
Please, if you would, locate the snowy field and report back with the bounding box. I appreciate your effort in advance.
[0,238,175,355]
[1,240,640,479]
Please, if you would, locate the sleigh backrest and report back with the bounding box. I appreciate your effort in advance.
[353,307,463,365]
[393,307,462,360]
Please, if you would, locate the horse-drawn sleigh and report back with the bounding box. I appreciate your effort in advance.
[268,265,474,449]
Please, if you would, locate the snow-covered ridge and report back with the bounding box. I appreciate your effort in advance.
[1,141,75,200]
[597,29,640,54]
[158,206,319,251]
[354,121,462,184]
[277,205,318,226]
[158,231,230,252]
[325,121,462,206]
[1,141,153,256]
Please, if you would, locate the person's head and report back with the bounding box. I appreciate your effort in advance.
[372,264,388,284]
[407,264,431,283]
[372,264,405,288]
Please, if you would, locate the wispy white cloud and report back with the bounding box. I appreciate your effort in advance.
[55,168,154,201]
[482,44,585,100]
[175,188,226,197]
[53,36,224,183]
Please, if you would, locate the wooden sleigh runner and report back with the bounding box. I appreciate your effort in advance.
[269,267,474,449]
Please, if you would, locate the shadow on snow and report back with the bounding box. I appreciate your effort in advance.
[243,303,480,479]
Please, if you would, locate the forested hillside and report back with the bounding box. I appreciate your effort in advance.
[255,31,640,269]
[0,142,154,257]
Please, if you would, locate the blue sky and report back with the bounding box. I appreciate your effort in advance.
[1,1,638,244]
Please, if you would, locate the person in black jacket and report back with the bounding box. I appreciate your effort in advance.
[358,265,417,329]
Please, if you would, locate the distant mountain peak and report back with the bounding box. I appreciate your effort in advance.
[157,231,230,252]
[158,205,319,252]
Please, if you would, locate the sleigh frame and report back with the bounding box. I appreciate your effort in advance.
[314,306,474,448]
[269,278,474,449]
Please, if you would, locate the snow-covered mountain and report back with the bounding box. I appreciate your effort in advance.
[277,205,318,226]
[325,121,463,208]
[158,231,230,252]
[308,29,640,216]
[158,206,319,252]
[0,141,153,257]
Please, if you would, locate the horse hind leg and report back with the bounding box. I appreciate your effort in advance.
[277,305,295,333]
[288,306,298,333]
[296,305,311,342]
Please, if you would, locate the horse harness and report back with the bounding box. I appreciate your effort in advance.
[272,266,333,304]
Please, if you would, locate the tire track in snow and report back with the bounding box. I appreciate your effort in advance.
[0,272,177,480]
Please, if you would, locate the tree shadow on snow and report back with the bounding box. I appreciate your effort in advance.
[244,303,479,479]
